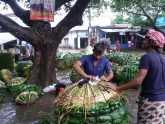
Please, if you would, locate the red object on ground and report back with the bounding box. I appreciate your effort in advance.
[59,88,64,94]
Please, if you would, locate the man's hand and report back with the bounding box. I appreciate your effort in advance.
[105,82,117,91]
[85,75,96,81]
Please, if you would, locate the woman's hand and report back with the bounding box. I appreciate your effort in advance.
[105,82,117,91]
[100,76,108,82]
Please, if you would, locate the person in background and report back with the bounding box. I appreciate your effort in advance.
[26,46,31,60]
[106,29,165,124]
[73,42,114,82]
[84,39,97,55]
[128,41,132,48]
[104,37,111,52]
[30,46,35,62]
[115,40,121,52]
[14,44,20,62]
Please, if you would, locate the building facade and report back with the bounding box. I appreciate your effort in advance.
[60,24,140,49]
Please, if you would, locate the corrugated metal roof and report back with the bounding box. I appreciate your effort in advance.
[0,33,16,44]
[100,28,138,32]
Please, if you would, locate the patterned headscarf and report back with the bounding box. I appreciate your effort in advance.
[146,29,165,48]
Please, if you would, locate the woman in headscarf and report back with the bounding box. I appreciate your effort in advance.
[106,29,165,124]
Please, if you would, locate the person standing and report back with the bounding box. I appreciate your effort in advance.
[14,44,20,62]
[26,47,31,60]
[104,37,111,52]
[128,41,132,48]
[115,40,121,52]
[84,39,97,55]
[106,29,165,124]
[74,42,114,82]
[30,46,35,62]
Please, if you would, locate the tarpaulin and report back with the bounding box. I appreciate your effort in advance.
[30,0,55,22]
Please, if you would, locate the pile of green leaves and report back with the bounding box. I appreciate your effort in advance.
[69,69,82,83]
[112,63,138,85]
[55,53,83,69]
[7,77,43,105]
[0,53,14,71]
[105,52,140,66]
[15,61,33,79]
[0,69,13,83]
[106,52,139,85]
[9,83,43,99]
[0,80,6,102]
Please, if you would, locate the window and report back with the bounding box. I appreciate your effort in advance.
[64,38,69,47]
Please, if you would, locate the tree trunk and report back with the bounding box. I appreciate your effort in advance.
[29,42,58,88]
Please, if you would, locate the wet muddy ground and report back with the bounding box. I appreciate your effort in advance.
[0,49,145,124]
[0,89,139,124]
[0,93,55,124]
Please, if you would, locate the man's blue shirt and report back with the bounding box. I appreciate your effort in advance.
[80,54,111,77]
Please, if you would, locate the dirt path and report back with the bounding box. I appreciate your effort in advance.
[124,89,140,124]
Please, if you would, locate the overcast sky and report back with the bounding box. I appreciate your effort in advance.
[0,1,116,27]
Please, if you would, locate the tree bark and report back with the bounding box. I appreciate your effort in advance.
[29,42,58,87]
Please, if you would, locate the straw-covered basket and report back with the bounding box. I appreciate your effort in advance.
[54,81,128,124]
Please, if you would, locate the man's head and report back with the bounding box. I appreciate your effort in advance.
[90,39,97,47]
[106,38,111,44]
[93,43,105,60]
[142,29,165,52]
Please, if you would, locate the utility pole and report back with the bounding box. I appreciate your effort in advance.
[88,7,92,43]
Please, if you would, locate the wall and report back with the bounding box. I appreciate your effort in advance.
[60,30,88,49]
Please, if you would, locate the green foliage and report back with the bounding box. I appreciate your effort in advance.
[55,52,83,70]
[19,45,26,55]
[0,69,13,83]
[0,53,14,71]
[0,88,6,102]
[37,119,51,124]
[9,81,43,105]
[112,15,151,27]
[9,83,43,99]
[55,98,128,123]
[69,69,82,82]
[106,52,140,85]
[15,61,33,79]
[0,80,6,102]
[110,0,165,28]
[87,0,110,17]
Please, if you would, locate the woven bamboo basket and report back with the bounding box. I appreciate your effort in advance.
[54,81,129,124]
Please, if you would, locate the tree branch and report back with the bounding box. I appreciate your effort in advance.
[154,10,161,22]
[1,0,31,26]
[1,0,76,26]
[0,14,37,44]
[124,9,145,16]
[52,0,90,42]
[55,0,73,10]
[139,4,155,26]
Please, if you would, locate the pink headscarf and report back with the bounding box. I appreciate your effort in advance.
[146,29,165,48]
